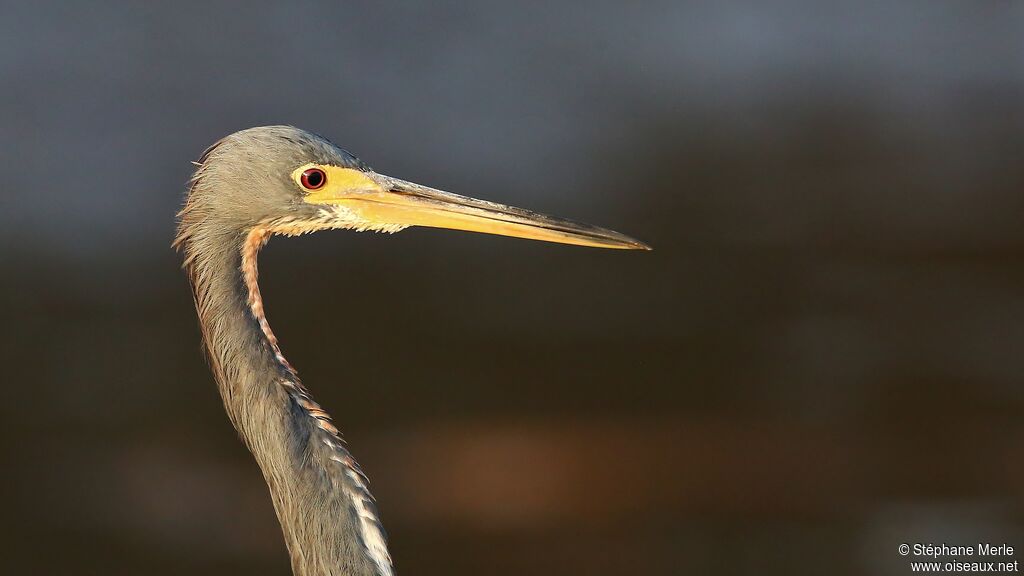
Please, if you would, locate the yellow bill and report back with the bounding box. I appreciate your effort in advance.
[297,165,651,250]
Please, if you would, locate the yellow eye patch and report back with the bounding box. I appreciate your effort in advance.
[291,164,384,204]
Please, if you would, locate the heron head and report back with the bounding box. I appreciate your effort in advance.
[178,125,649,250]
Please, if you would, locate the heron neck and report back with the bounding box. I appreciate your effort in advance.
[186,227,392,576]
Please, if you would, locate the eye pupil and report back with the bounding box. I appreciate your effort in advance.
[301,168,326,190]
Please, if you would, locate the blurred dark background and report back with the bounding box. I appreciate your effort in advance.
[2,2,1023,575]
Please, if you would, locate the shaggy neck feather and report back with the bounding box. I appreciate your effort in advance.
[182,224,391,576]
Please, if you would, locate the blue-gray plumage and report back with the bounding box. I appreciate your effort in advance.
[174,126,647,576]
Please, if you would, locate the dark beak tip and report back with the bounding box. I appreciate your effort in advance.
[617,237,652,251]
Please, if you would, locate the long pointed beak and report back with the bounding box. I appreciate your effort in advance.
[309,171,650,250]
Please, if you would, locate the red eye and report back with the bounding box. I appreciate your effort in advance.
[300,168,326,190]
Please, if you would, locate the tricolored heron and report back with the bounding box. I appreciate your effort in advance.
[174,126,648,576]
